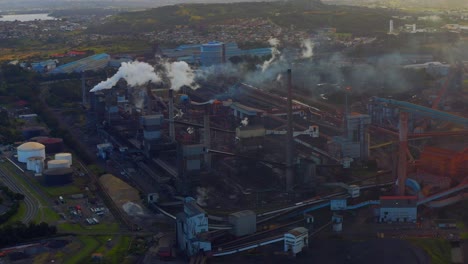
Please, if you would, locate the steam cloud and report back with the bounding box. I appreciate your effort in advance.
[90,60,198,92]
[301,39,314,59]
[262,37,282,72]
[241,117,249,126]
[164,61,198,91]
[90,61,161,92]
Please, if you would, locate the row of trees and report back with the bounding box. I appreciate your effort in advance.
[0,185,25,224]
[0,222,57,247]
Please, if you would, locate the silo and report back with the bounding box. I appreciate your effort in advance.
[37,138,64,154]
[30,136,50,142]
[43,168,73,186]
[47,159,70,169]
[55,153,72,166]
[27,156,44,171]
[22,127,46,140]
[17,142,46,163]
[35,158,44,174]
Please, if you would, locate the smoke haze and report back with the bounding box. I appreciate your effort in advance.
[90,61,160,92]
[301,39,314,59]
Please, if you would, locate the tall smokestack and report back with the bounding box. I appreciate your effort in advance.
[168,89,175,141]
[146,82,153,115]
[286,69,294,191]
[204,105,211,170]
[81,71,86,105]
[221,43,226,64]
[389,19,394,34]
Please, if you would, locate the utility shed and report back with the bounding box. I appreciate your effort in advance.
[228,210,256,237]
[284,227,309,256]
[379,196,417,223]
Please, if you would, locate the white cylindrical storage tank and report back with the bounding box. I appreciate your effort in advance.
[35,159,44,174]
[27,156,44,171]
[47,159,70,169]
[55,153,72,166]
[17,142,46,163]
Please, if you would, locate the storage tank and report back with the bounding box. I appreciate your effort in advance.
[34,158,44,174]
[22,127,46,140]
[30,136,50,142]
[37,137,64,154]
[55,153,72,166]
[17,142,46,163]
[43,168,73,186]
[47,159,70,169]
[26,156,44,171]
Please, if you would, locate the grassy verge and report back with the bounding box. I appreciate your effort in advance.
[58,222,120,233]
[408,239,451,264]
[43,184,81,197]
[1,202,26,226]
[92,236,132,263]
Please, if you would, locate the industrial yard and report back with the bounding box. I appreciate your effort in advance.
[0,1,468,262]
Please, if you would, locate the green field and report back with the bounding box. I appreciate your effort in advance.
[62,235,132,264]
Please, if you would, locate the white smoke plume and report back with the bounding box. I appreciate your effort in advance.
[276,73,283,82]
[165,61,198,91]
[90,61,161,92]
[241,117,249,126]
[262,38,282,72]
[301,39,314,59]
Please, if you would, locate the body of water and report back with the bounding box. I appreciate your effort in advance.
[0,13,56,22]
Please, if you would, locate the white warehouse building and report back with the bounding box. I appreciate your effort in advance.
[17,142,46,163]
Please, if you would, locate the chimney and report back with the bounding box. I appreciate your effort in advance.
[168,89,175,141]
[221,43,226,64]
[203,105,211,170]
[81,71,86,105]
[286,69,294,191]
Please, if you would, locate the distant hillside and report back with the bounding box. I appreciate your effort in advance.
[88,0,393,35]
[322,0,468,8]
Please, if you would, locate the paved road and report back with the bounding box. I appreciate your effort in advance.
[0,166,38,224]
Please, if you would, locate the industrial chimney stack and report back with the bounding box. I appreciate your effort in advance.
[286,69,294,191]
[168,89,175,141]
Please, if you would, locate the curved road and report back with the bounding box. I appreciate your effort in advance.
[0,167,38,223]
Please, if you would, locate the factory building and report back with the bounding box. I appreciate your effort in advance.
[200,41,225,66]
[31,59,57,73]
[328,113,371,161]
[176,197,211,257]
[417,147,468,178]
[228,210,256,237]
[379,196,417,223]
[235,125,266,153]
[50,53,110,74]
[162,42,272,65]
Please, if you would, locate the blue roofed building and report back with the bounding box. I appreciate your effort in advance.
[162,42,272,66]
[31,59,57,73]
[50,53,111,74]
